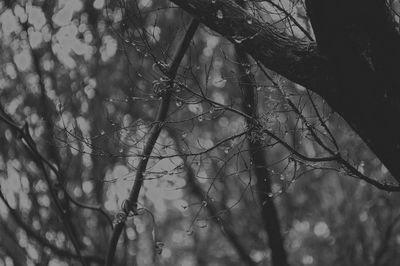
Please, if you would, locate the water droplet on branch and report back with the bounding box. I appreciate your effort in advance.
[217,10,223,19]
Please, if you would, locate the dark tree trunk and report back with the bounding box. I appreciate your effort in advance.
[170,0,400,182]
[305,0,400,182]
[237,49,289,266]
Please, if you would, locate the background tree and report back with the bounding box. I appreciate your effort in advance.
[1,1,400,266]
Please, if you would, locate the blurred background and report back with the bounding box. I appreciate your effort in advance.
[1,0,400,265]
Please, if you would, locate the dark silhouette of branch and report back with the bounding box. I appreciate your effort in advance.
[303,0,400,182]
[64,191,113,228]
[0,219,27,266]
[263,0,314,41]
[0,103,112,265]
[104,19,200,266]
[0,107,86,266]
[169,0,325,90]
[1,3,92,265]
[236,48,289,266]
[168,128,257,265]
[169,63,400,192]
[255,63,400,192]
[0,187,104,264]
[169,0,400,186]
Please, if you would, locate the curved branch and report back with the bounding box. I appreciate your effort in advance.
[0,188,103,264]
[170,0,400,183]
[104,19,200,266]
[169,0,330,91]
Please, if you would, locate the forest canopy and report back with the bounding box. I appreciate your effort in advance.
[1,0,400,266]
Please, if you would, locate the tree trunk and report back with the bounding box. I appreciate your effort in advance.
[237,49,289,266]
[305,0,400,181]
[170,0,400,182]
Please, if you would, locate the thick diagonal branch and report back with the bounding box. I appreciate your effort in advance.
[104,19,200,266]
[170,0,400,182]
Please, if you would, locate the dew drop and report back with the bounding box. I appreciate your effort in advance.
[218,79,227,87]
[175,100,183,107]
[152,63,158,71]
[247,17,252,24]
[217,10,223,19]
[198,115,204,122]
[233,36,245,43]
[100,130,105,135]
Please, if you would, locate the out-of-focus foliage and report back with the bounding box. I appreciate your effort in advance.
[1,0,400,266]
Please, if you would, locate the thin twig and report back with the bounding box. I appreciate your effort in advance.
[104,19,200,266]
[168,128,257,265]
[0,188,103,264]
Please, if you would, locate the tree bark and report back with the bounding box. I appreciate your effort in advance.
[170,0,400,182]
[305,0,400,181]
[237,48,289,266]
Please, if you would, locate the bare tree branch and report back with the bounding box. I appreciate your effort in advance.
[0,187,103,264]
[104,19,200,266]
[237,47,289,266]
